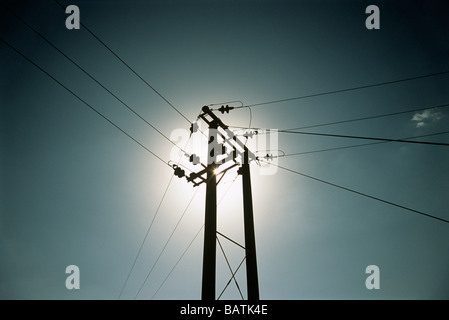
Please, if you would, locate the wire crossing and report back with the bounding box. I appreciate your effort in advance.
[150,175,241,300]
[216,236,245,300]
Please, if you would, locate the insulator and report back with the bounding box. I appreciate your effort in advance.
[173,166,185,178]
[189,154,200,165]
[190,122,199,134]
[218,105,234,114]
[243,131,254,138]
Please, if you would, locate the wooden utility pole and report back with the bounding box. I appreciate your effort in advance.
[174,106,259,300]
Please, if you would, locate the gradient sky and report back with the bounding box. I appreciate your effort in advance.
[1,0,449,300]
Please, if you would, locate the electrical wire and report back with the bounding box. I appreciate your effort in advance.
[54,0,192,124]
[119,132,196,299]
[0,37,170,167]
[2,4,198,298]
[1,3,188,155]
[261,161,449,225]
[117,174,175,299]
[286,103,449,131]
[246,106,253,133]
[134,187,200,299]
[150,224,204,300]
[208,101,252,129]
[117,135,193,299]
[234,70,449,109]
[229,102,449,133]
[278,130,449,146]
[9,0,448,300]
[208,100,244,107]
[150,173,240,299]
[276,131,449,158]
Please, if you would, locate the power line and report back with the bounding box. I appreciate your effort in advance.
[229,102,449,133]
[0,37,169,167]
[278,130,449,146]
[1,3,187,155]
[117,135,192,299]
[207,100,244,107]
[263,161,449,225]
[150,224,204,300]
[117,174,175,299]
[134,187,200,299]
[286,103,449,131]
[150,174,239,299]
[3,5,197,298]
[208,100,253,134]
[234,70,449,109]
[276,132,449,158]
[54,0,192,124]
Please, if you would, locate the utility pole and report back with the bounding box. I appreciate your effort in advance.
[173,106,260,300]
[240,146,259,300]
[202,120,218,300]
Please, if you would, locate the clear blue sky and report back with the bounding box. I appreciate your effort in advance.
[1,0,448,299]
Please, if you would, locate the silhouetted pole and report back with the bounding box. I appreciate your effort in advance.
[178,106,260,300]
[202,121,218,300]
[241,146,259,300]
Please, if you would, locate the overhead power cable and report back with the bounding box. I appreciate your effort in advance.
[278,130,449,146]
[150,224,204,300]
[233,70,449,109]
[286,103,449,131]
[54,0,191,124]
[150,174,240,299]
[117,174,175,299]
[263,161,449,225]
[117,135,192,299]
[1,3,187,155]
[277,131,449,158]
[229,102,449,133]
[134,187,200,299]
[0,37,169,167]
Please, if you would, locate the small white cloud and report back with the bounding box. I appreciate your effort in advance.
[411,109,443,128]
[416,121,426,128]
